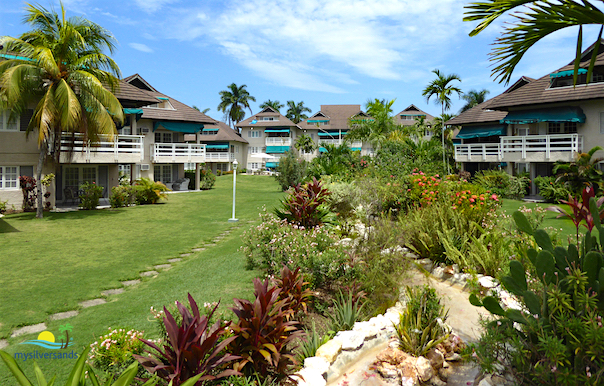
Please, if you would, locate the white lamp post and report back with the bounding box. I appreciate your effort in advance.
[228,159,238,222]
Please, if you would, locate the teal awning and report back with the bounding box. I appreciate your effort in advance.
[307,119,330,123]
[153,121,204,133]
[351,147,362,151]
[157,97,169,100]
[264,128,290,133]
[123,108,143,115]
[319,147,327,153]
[205,143,228,150]
[318,131,348,137]
[266,146,290,153]
[266,162,279,168]
[501,106,586,124]
[456,125,507,139]
[550,69,587,78]
[202,128,219,132]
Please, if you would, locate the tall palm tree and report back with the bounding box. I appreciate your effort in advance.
[0,3,124,219]
[348,98,397,150]
[460,89,490,113]
[217,83,256,128]
[285,100,311,124]
[294,134,316,154]
[422,70,462,174]
[259,99,284,112]
[465,0,604,84]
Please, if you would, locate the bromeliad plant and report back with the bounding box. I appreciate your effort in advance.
[469,201,604,385]
[274,177,332,228]
[135,294,239,385]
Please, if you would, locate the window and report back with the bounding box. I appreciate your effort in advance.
[549,122,577,134]
[202,129,218,135]
[548,122,561,134]
[118,164,131,181]
[0,110,19,131]
[248,162,260,170]
[0,166,18,189]
[262,117,276,121]
[248,130,261,138]
[118,126,132,135]
[154,165,172,184]
[63,166,98,190]
[155,132,175,143]
[230,145,235,153]
[248,146,260,154]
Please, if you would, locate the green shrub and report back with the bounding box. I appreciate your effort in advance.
[534,175,572,202]
[109,185,135,208]
[79,181,104,210]
[0,200,7,214]
[88,328,148,381]
[330,289,366,331]
[296,322,331,364]
[394,285,449,357]
[134,178,169,205]
[275,150,307,190]
[472,169,529,199]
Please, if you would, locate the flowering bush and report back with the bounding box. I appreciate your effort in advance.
[109,185,135,208]
[79,181,104,210]
[242,210,355,288]
[19,175,37,211]
[88,328,148,381]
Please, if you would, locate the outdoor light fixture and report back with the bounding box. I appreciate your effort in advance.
[228,159,238,222]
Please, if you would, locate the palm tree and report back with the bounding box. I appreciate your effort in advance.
[422,70,462,174]
[285,101,311,124]
[192,106,211,114]
[259,99,284,112]
[460,89,490,113]
[0,3,124,219]
[294,134,316,154]
[465,0,604,84]
[217,83,256,128]
[348,98,397,150]
[554,146,604,196]
[58,323,73,349]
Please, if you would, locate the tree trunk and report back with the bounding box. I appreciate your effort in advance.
[35,143,46,219]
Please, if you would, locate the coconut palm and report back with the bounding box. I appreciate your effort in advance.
[259,99,284,112]
[348,98,397,150]
[217,83,256,129]
[554,146,604,196]
[294,134,316,154]
[465,0,604,84]
[460,89,490,113]
[285,100,311,124]
[422,70,462,174]
[0,3,124,219]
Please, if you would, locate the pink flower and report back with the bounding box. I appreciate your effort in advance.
[469,198,475,203]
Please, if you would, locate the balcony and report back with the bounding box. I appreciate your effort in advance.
[265,137,292,146]
[318,138,363,149]
[151,143,206,163]
[205,152,235,162]
[59,133,144,163]
[454,134,583,163]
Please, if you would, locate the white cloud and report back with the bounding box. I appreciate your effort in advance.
[133,0,178,13]
[129,43,154,53]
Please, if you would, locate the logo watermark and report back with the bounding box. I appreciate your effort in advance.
[14,323,77,361]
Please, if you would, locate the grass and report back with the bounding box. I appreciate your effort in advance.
[500,198,578,240]
[0,175,284,384]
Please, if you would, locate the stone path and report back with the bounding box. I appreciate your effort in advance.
[2,226,239,347]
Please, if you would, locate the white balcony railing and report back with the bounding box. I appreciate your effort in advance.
[59,133,144,163]
[151,143,206,163]
[319,139,363,148]
[205,152,235,162]
[265,137,292,146]
[454,143,502,161]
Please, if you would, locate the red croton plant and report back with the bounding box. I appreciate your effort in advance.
[547,186,604,240]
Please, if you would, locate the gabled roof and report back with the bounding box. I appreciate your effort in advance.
[309,111,330,119]
[124,74,215,124]
[236,109,297,128]
[201,121,248,144]
[123,73,158,92]
[489,42,604,110]
[258,106,278,114]
[114,81,160,107]
[298,105,364,130]
[395,104,435,125]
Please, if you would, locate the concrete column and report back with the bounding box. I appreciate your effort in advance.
[130,113,137,134]
[195,131,200,190]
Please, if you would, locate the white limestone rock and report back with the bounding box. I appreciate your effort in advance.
[294,368,326,386]
[335,330,366,351]
[315,339,342,364]
[303,356,330,377]
[415,356,434,383]
[479,275,498,289]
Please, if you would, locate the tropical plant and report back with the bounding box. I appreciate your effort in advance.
[217,83,256,128]
[472,169,529,199]
[0,3,124,219]
[19,175,37,211]
[395,285,449,357]
[109,185,135,208]
[274,266,313,320]
[200,169,216,190]
[229,278,302,378]
[306,144,359,180]
[0,199,7,215]
[460,89,490,113]
[259,100,284,112]
[330,289,366,332]
[348,98,397,149]
[534,175,572,202]
[464,0,604,84]
[422,69,462,174]
[547,186,604,241]
[135,294,239,385]
[294,134,316,154]
[274,177,332,229]
[79,181,104,210]
[554,146,604,196]
[296,321,331,364]
[89,327,147,381]
[274,150,307,190]
[285,100,311,124]
[134,178,169,205]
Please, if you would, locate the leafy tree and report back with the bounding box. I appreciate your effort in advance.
[348,98,397,150]
[217,83,256,128]
[294,134,316,154]
[286,100,311,124]
[465,0,604,84]
[460,89,489,113]
[0,3,124,219]
[274,150,307,191]
[259,99,284,112]
[422,70,462,174]
[554,146,604,196]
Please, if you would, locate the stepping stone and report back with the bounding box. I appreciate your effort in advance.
[11,323,46,338]
[180,253,192,257]
[49,311,79,321]
[79,298,106,308]
[101,288,124,296]
[0,339,7,349]
[205,243,216,247]
[140,270,159,277]
[168,258,182,263]
[191,248,205,252]
[154,264,172,270]
[122,279,140,287]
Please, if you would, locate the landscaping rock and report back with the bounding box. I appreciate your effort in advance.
[121,279,140,286]
[0,339,7,349]
[303,357,330,378]
[294,367,326,386]
[404,252,420,259]
[101,289,124,296]
[353,321,378,339]
[416,258,433,271]
[315,339,342,364]
[445,352,462,362]
[431,266,447,280]
[478,275,498,289]
[399,356,419,384]
[335,330,366,351]
[191,248,205,252]
[168,258,182,263]
[376,347,408,366]
[415,356,434,383]
[180,253,192,257]
[426,348,444,370]
[49,311,79,321]
[140,270,159,277]
[154,264,172,270]
[204,243,217,247]
[401,376,420,386]
[376,362,399,379]
[11,323,46,338]
[79,298,106,308]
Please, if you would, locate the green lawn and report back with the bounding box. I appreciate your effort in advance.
[0,175,283,384]
[500,198,578,240]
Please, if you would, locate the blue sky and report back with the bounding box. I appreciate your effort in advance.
[0,0,601,122]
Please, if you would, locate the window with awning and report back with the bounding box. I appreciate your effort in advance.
[549,69,587,78]
[456,125,507,139]
[266,162,279,168]
[264,128,290,133]
[204,143,229,150]
[501,106,586,124]
[266,146,290,153]
[153,121,204,133]
[317,131,348,137]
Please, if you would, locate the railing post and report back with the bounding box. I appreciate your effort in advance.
[546,135,550,160]
[140,137,144,161]
[188,144,192,162]
[172,143,176,162]
[114,136,119,162]
[482,144,486,161]
[522,136,526,160]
